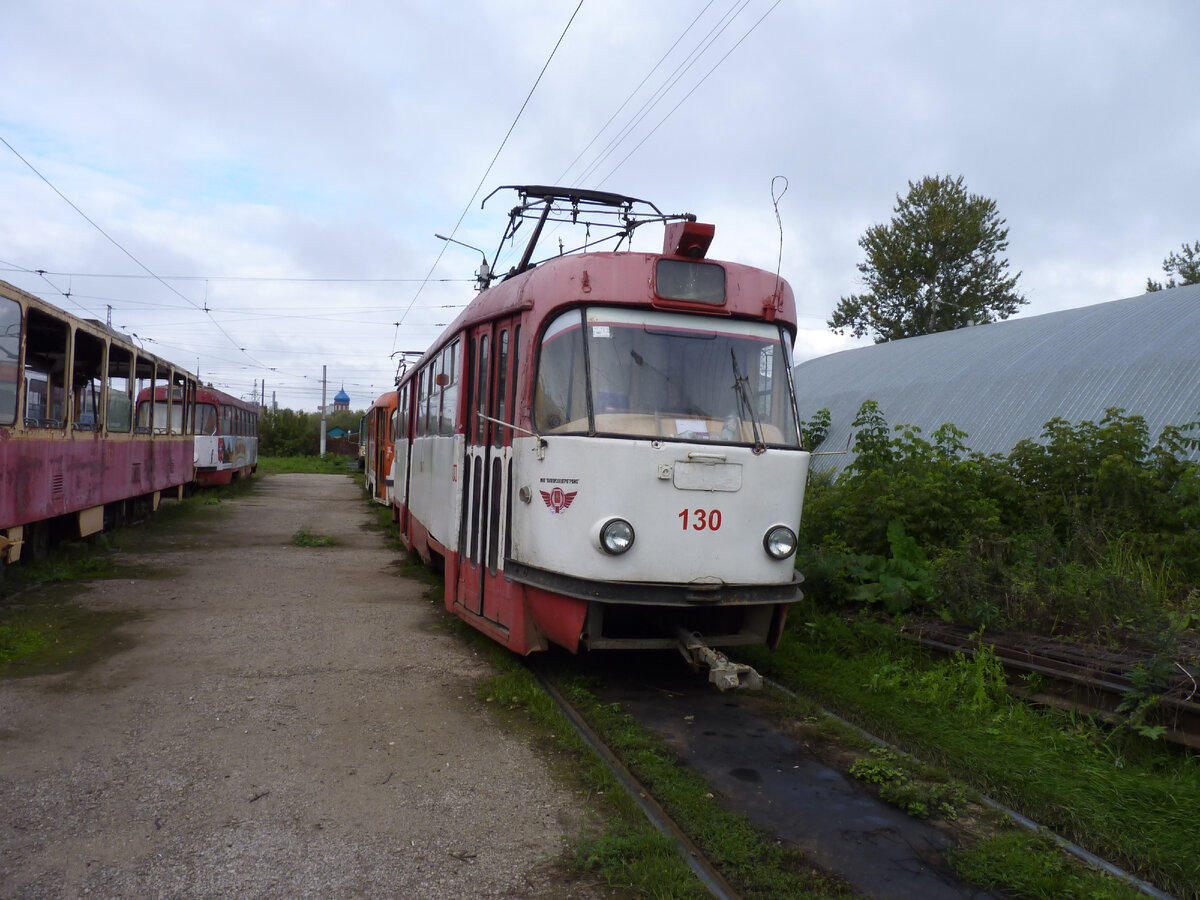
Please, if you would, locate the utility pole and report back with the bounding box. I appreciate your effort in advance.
[320,365,328,456]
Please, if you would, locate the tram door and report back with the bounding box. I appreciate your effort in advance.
[395,382,412,536]
[458,317,521,625]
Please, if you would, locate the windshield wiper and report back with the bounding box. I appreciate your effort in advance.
[730,349,766,454]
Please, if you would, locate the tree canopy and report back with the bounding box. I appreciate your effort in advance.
[829,175,1027,343]
[1146,240,1200,292]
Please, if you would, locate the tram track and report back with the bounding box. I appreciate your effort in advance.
[902,621,1200,750]
[530,652,1010,900]
[533,672,744,900]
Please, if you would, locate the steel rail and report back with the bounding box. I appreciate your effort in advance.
[903,625,1200,749]
[532,671,743,900]
[760,677,1181,900]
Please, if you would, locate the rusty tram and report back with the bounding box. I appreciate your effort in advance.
[1,280,200,563]
[380,187,812,660]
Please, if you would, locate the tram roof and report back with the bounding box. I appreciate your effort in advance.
[410,249,797,371]
[794,283,1200,472]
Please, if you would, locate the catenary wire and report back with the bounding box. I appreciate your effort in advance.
[392,0,586,356]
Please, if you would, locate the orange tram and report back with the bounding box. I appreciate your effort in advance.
[371,187,812,658]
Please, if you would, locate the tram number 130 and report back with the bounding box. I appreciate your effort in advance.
[678,508,722,531]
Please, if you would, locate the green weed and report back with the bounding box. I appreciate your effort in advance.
[292,526,336,547]
[742,611,1200,899]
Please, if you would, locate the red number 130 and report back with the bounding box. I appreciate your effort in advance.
[678,508,722,531]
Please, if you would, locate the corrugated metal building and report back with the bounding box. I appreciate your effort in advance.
[794,283,1200,472]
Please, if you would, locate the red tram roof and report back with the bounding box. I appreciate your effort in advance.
[406,243,797,377]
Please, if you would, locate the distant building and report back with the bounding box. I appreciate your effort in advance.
[794,283,1200,473]
[332,386,350,412]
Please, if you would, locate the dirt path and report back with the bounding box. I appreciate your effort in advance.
[0,474,606,899]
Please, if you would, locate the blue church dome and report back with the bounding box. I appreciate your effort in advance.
[334,386,350,404]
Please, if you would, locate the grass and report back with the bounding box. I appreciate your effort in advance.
[292,526,336,547]
[257,454,358,476]
[355,488,840,898]
[0,476,260,671]
[539,666,853,899]
[740,608,1200,899]
[0,588,139,676]
[476,658,715,900]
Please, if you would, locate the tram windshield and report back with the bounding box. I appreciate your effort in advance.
[535,307,801,446]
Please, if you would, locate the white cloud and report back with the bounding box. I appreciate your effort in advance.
[2,0,1197,409]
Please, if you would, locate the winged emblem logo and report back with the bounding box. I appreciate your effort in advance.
[540,487,578,514]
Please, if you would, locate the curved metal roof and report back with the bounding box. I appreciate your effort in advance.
[794,283,1200,471]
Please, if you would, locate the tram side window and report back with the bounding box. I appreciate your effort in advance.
[440,339,459,436]
[23,309,68,428]
[107,347,133,433]
[475,334,490,444]
[164,372,193,434]
[430,350,444,436]
[72,328,106,430]
[494,329,509,446]
[413,370,424,437]
[134,359,158,433]
[397,384,409,439]
[196,402,218,435]
[534,310,586,433]
[0,295,19,426]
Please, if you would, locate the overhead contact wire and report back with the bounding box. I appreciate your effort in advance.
[393,0,586,356]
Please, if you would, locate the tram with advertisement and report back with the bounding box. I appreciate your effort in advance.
[140,383,259,486]
[363,390,398,504]
[1,280,197,565]
[389,187,811,664]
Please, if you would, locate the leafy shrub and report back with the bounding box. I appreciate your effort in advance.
[797,402,1200,640]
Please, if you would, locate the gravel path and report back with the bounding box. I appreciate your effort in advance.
[0,474,607,899]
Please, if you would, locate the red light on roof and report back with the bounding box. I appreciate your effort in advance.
[663,221,715,259]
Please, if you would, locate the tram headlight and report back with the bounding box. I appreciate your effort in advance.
[763,525,797,560]
[599,518,636,555]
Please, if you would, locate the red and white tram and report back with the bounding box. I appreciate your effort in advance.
[146,384,259,486]
[363,390,398,505]
[393,187,811,655]
[1,281,197,564]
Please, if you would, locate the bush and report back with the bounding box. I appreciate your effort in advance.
[798,402,1200,640]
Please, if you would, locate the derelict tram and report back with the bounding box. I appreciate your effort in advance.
[137,383,260,486]
[1,280,199,564]
[363,390,399,505]
[391,186,811,657]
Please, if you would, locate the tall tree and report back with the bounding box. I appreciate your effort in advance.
[830,175,1027,343]
[1146,240,1200,292]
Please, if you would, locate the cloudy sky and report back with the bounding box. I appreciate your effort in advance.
[2,1,1196,412]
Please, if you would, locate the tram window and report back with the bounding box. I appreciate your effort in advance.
[397,384,409,439]
[433,350,446,436]
[107,347,133,433]
[654,259,726,305]
[509,325,520,441]
[72,329,106,430]
[534,310,585,433]
[415,369,426,437]
[475,334,489,444]
[494,329,508,446]
[169,373,191,434]
[152,372,190,434]
[426,368,435,437]
[389,408,398,443]
[196,403,218,434]
[575,307,801,446]
[134,359,157,433]
[0,295,20,426]
[440,343,457,436]
[23,308,68,428]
